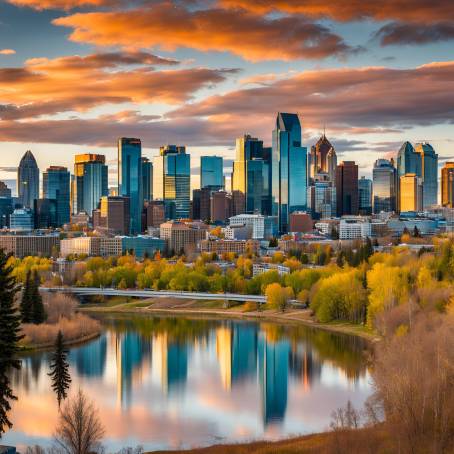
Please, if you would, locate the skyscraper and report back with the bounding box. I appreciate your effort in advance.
[153,145,190,219]
[400,174,423,212]
[373,158,397,213]
[396,141,421,212]
[73,154,108,216]
[441,162,454,208]
[232,135,272,215]
[18,150,39,209]
[142,157,153,202]
[414,142,438,208]
[272,113,307,233]
[309,133,337,181]
[118,137,142,234]
[43,166,71,226]
[358,176,372,215]
[307,182,336,219]
[335,161,359,216]
[201,156,223,190]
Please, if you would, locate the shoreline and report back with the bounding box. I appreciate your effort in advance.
[19,330,101,353]
[80,300,380,343]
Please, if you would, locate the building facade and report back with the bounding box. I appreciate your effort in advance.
[199,239,259,255]
[153,145,190,220]
[335,161,359,216]
[272,113,307,233]
[358,177,372,215]
[118,137,142,234]
[160,220,208,254]
[339,216,372,240]
[373,158,396,213]
[309,133,337,183]
[0,234,59,258]
[43,166,71,226]
[34,199,57,229]
[201,156,223,190]
[400,174,423,212]
[10,208,34,231]
[307,182,336,219]
[229,214,278,240]
[414,142,438,208]
[142,157,153,202]
[18,150,39,209]
[441,162,454,208]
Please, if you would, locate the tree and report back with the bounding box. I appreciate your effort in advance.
[0,249,23,436]
[30,270,46,324]
[20,269,33,323]
[54,389,105,454]
[48,331,72,408]
[265,283,294,312]
[268,237,278,247]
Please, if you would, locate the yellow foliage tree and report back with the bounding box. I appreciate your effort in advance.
[265,283,294,312]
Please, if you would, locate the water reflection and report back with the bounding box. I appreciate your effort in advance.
[5,315,371,451]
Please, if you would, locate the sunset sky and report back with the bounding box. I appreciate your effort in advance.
[0,0,453,191]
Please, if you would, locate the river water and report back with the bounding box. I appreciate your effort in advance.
[4,314,372,451]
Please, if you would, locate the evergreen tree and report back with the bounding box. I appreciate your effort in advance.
[413,226,421,238]
[0,249,23,435]
[30,271,46,324]
[364,237,374,261]
[48,331,71,408]
[336,250,345,268]
[20,269,33,323]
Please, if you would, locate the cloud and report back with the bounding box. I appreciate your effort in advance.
[0,166,18,173]
[0,49,16,55]
[6,0,116,9]
[218,0,454,23]
[0,51,236,119]
[374,22,454,46]
[168,61,454,135]
[53,2,356,61]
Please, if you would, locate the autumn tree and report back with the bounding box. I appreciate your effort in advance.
[54,389,105,454]
[265,283,294,312]
[48,331,72,408]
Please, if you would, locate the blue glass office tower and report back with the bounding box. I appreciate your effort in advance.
[153,145,190,219]
[118,138,142,234]
[73,154,108,216]
[414,142,438,208]
[43,166,71,226]
[201,156,223,190]
[272,113,307,233]
[358,176,373,215]
[373,158,397,213]
[142,157,153,202]
[18,150,39,209]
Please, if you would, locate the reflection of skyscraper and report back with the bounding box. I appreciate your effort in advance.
[258,335,289,426]
[288,346,322,392]
[153,333,188,394]
[70,335,107,378]
[18,150,39,209]
[216,327,232,389]
[232,324,257,384]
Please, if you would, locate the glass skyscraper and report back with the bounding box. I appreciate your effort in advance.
[232,135,272,216]
[142,157,153,202]
[201,156,223,190]
[118,137,142,234]
[441,162,454,208]
[335,161,359,216]
[272,113,307,233]
[414,142,438,208]
[373,158,396,213]
[358,176,373,215]
[73,154,108,216]
[153,145,190,219]
[43,166,70,226]
[18,150,39,209]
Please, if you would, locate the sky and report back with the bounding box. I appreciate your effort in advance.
[0,0,453,193]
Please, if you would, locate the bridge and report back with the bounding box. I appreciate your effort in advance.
[40,287,267,303]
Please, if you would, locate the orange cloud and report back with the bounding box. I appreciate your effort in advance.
[0,49,16,55]
[7,0,114,9]
[0,51,235,119]
[219,0,454,23]
[53,2,355,61]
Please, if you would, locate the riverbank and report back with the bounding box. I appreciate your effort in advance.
[19,330,101,352]
[80,297,380,343]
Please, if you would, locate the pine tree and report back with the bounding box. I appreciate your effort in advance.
[20,269,33,323]
[0,249,23,435]
[30,270,46,325]
[48,331,72,408]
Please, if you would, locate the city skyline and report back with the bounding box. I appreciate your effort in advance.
[0,0,453,188]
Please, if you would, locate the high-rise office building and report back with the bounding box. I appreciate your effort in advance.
[43,166,70,226]
[73,154,108,217]
[358,176,373,215]
[18,150,39,209]
[153,145,190,220]
[232,135,272,216]
[0,181,12,198]
[201,156,223,190]
[335,161,358,216]
[396,141,421,212]
[400,174,423,212]
[441,162,454,208]
[192,188,211,221]
[309,133,337,182]
[272,113,307,233]
[414,142,438,208]
[307,182,336,219]
[118,138,142,234]
[95,196,130,235]
[34,198,57,229]
[373,158,397,213]
[142,157,153,202]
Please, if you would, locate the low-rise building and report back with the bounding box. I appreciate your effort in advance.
[289,211,313,233]
[223,224,253,240]
[160,220,208,254]
[0,234,59,258]
[199,239,259,255]
[121,236,166,258]
[10,208,34,232]
[339,216,371,240]
[228,214,278,239]
[252,262,290,277]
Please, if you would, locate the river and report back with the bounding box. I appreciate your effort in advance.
[4,314,372,451]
